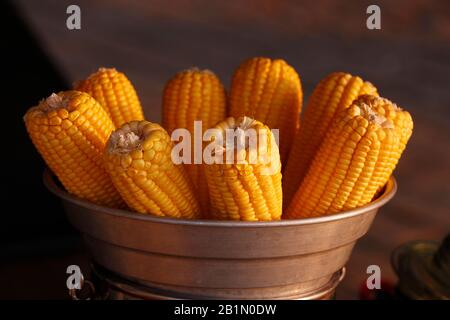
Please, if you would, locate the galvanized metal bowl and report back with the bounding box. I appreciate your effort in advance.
[43,169,397,299]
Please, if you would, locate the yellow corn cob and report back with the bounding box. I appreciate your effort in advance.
[203,117,282,221]
[24,91,124,207]
[352,95,413,192]
[285,100,398,219]
[162,68,227,133]
[229,57,302,164]
[162,68,227,215]
[75,68,144,128]
[104,120,201,219]
[283,72,378,206]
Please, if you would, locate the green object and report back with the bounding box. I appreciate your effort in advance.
[392,235,450,299]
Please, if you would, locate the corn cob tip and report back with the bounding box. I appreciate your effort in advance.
[236,116,256,130]
[77,67,118,83]
[106,121,161,154]
[212,116,268,140]
[37,92,66,112]
[24,93,56,122]
[108,131,141,154]
[220,116,257,130]
[211,117,263,157]
[43,92,63,108]
[210,116,282,176]
[346,99,393,128]
[24,91,81,121]
[355,94,403,112]
[241,56,283,65]
[180,67,215,75]
[98,67,116,72]
[357,101,393,128]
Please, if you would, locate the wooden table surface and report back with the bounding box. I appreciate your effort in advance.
[14,0,450,299]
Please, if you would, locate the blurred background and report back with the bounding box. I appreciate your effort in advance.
[1,0,449,299]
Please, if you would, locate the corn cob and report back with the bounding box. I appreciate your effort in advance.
[24,91,124,207]
[285,100,398,219]
[162,68,227,215]
[75,68,144,128]
[283,72,378,206]
[352,95,413,192]
[203,117,282,221]
[229,57,302,164]
[104,120,201,218]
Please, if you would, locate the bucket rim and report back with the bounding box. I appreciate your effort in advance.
[43,168,397,228]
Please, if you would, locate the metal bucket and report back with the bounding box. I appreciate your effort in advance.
[43,170,397,299]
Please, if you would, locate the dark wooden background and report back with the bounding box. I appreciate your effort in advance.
[2,0,449,299]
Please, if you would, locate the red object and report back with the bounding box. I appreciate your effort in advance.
[359,279,397,300]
